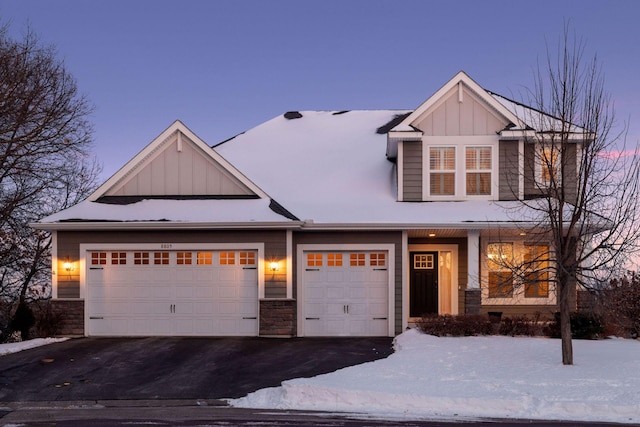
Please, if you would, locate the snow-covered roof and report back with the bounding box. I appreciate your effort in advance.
[214,110,537,227]
[36,198,298,229]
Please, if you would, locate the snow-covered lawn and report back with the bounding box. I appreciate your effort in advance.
[230,329,640,424]
[0,337,67,356]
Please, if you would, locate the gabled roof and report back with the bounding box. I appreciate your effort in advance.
[390,71,526,134]
[35,120,300,229]
[88,120,269,202]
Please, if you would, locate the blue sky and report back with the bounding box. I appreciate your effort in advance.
[1,0,639,178]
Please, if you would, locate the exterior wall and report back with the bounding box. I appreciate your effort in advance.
[293,231,403,334]
[480,305,557,320]
[499,140,519,201]
[414,85,508,136]
[56,229,288,299]
[402,141,423,201]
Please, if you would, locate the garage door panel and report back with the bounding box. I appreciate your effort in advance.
[303,250,390,337]
[87,249,258,336]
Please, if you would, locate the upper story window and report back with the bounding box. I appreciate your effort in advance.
[429,147,455,196]
[538,144,561,186]
[466,147,492,195]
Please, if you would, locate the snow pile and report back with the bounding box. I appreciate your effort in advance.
[0,337,68,356]
[230,329,640,423]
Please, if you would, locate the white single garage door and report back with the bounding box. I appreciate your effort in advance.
[303,250,389,336]
[86,249,258,336]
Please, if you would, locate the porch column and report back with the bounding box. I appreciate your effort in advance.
[466,230,481,314]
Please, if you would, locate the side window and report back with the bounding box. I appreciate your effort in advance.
[524,244,550,298]
[538,144,561,186]
[487,243,513,298]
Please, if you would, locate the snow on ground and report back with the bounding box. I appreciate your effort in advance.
[230,329,640,424]
[0,337,67,356]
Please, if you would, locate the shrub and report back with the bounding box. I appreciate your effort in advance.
[598,273,640,338]
[498,314,544,337]
[416,314,493,337]
[545,312,605,339]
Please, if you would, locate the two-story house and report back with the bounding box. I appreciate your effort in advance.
[34,71,580,337]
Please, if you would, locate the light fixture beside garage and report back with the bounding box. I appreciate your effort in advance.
[63,256,74,277]
[269,261,280,272]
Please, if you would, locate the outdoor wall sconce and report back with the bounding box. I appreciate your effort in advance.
[269,261,279,272]
[63,257,74,273]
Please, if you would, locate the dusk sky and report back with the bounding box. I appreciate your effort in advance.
[1,0,639,178]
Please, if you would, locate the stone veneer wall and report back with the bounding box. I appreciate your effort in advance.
[260,300,296,337]
[464,289,481,315]
[49,299,84,336]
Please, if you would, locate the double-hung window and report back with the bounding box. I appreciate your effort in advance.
[487,243,513,298]
[466,147,491,195]
[538,144,561,186]
[524,244,550,298]
[429,147,455,196]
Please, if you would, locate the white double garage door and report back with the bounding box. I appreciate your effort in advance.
[85,247,260,336]
[84,245,392,337]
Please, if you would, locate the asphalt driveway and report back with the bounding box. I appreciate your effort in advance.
[0,337,393,402]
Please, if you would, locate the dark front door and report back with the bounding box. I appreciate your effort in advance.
[410,252,438,317]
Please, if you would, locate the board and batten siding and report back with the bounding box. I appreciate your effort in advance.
[104,131,255,197]
[55,230,288,299]
[498,140,519,201]
[292,231,404,334]
[413,84,508,137]
[402,141,423,201]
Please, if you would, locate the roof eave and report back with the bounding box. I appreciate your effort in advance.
[30,221,304,231]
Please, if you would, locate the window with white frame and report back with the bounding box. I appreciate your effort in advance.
[466,146,492,195]
[537,144,561,186]
[487,243,513,298]
[429,147,455,195]
[524,244,550,298]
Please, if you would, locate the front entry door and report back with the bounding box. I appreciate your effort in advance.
[410,252,438,317]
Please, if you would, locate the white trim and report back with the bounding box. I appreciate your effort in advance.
[408,244,459,315]
[467,230,480,289]
[518,140,525,200]
[392,71,525,133]
[80,242,265,337]
[397,141,404,201]
[401,231,409,331]
[51,231,58,299]
[296,243,396,337]
[32,221,303,231]
[286,230,293,299]
[88,120,271,202]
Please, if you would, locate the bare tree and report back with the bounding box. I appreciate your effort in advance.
[0,23,101,338]
[509,26,640,364]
